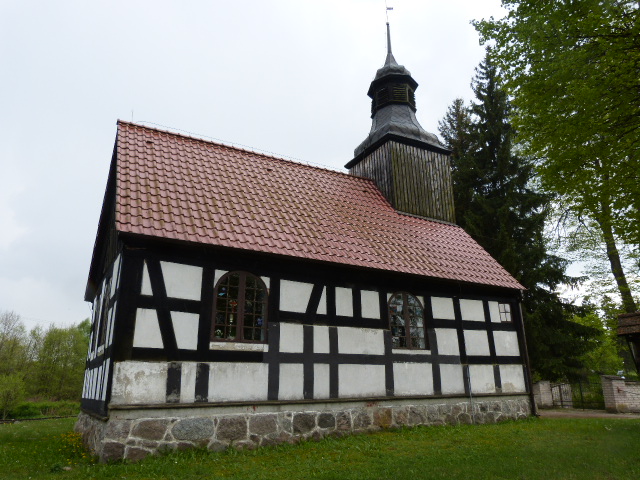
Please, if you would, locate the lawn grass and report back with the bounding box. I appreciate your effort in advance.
[1,416,639,479]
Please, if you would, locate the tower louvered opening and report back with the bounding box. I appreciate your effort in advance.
[371,83,417,114]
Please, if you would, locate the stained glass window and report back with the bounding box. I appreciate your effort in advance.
[211,271,268,343]
[388,292,428,349]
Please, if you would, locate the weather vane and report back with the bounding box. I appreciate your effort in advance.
[385,1,393,23]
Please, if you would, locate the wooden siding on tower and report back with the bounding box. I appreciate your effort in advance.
[349,143,394,205]
[390,143,455,223]
[350,141,455,223]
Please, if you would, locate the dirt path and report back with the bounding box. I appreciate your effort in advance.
[537,408,640,419]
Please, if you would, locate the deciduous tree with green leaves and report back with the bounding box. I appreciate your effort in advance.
[474,0,639,313]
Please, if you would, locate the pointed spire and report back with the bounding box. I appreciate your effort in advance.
[385,22,397,66]
[348,22,446,164]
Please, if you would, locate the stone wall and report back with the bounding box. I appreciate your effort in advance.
[76,396,531,462]
[602,375,640,413]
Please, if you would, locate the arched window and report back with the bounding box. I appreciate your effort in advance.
[388,292,428,349]
[211,271,268,343]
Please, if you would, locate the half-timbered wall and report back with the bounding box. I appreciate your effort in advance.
[349,141,455,223]
[82,253,122,416]
[101,247,527,410]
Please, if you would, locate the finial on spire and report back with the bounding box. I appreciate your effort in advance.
[386,22,392,55]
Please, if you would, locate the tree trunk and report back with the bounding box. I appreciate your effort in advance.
[596,202,637,313]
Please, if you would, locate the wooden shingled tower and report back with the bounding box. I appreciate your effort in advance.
[346,23,455,223]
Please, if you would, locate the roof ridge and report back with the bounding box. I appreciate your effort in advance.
[117,120,362,181]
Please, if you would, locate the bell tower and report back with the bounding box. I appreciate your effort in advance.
[346,24,455,223]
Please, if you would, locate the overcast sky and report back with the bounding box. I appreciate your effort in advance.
[0,0,508,331]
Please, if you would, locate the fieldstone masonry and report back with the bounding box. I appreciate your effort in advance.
[602,375,640,413]
[76,396,531,462]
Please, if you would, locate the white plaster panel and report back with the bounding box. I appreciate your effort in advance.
[431,297,456,320]
[393,363,434,396]
[110,254,121,297]
[494,331,521,357]
[101,360,111,401]
[261,276,270,289]
[111,361,168,405]
[361,290,380,319]
[338,364,386,397]
[464,330,491,356]
[313,325,330,353]
[317,287,327,315]
[440,364,465,394]
[280,280,313,313]
[87,369,93,399]
[214,269,228,286]
[141,262,153,295]
[96,365,103,400]
[469,365,496,394]
[88,368,94,400]
[94,367,100,400]
[435,328,460,356]
[161,262,202,301]
[279,323,304,353]
[208,363,269,402]
[96,366,102,400]
[460,299,485,322]
[335,287,353,317]
[500,365,526,393]
[171,311,200,350]
[488,301,501,323]
[133,308,164,349]
[89,368,95,400]
[105,307,114,347]
[180,362,197,403]
[82,370,88,398]
[107,302,116,347]
[337,327,384,355]
[314,364,330,399]
[279,364,304,400]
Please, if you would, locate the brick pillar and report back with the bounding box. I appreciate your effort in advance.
[532,381,553,409]
[601,375,627,412]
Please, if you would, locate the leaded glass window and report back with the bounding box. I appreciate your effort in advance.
[499,303,512,322]
[388,292,428,349]
[211,271,268,343]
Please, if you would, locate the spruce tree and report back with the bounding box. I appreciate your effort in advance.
[439,55,597,381]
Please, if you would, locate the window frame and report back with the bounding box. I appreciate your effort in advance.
[210,271,269,344]
[498,302,512,323]
[388,292,429,350]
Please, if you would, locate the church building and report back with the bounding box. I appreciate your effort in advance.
[76,25,533,462]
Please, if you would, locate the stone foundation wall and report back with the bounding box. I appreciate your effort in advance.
[602,375,640,413]
[76,396,530,462]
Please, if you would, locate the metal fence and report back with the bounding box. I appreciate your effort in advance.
[551,380,605,410]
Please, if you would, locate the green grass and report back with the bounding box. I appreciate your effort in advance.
[1,416,640,479]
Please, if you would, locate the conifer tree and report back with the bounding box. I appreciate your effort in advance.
[439,55,597,381]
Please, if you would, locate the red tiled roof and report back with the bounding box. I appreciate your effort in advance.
[115,121,524,290]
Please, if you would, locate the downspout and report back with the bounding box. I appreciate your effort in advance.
[516,291,538,416]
